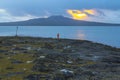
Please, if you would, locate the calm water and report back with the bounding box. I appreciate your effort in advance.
[0,26,120,48]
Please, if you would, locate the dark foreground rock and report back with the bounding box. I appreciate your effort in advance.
[0,36,119,80]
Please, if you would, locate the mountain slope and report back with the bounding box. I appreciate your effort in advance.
[0,16,119,26]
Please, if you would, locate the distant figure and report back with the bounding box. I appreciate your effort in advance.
[57,33,60,39]
[16,26,19,37]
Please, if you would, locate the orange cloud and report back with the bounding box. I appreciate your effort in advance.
[67,9,96,20]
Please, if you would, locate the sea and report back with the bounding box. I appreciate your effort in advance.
[0,26,119,48]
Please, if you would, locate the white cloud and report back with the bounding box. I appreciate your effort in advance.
[0,9,39,22]
[87,9,120,24]
[0,8,120,24]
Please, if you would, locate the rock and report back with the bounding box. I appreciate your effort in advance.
[0,37,119,80]
[25,74,50,80]
[37,48,42,51]
[42,42,54,49]
[6,67,14,70]
[67,61,73,64]
[2,43,13,46]
[33,63,53,72]
[0,56,3,59]
[7,57,11,59]
[63,45,71,49]
[26,61,33,64]
[0,50,7,53]
[25,74,36,80]
[5,72,24,77]
[60,69,74,74]
[53,69,74,80]
[12,47,26,51]
[102,56,120,63]
[13,45,16,47]
[23,68,27,71]
[62,49,73,53]
[38,56,46,59]
[26,47,32,50]
[92,56,100,61]
[81,70,96,76]
[11,60,23,64]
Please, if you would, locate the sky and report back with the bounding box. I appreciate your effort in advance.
[0,0,120,23]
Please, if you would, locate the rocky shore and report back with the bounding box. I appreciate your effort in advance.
[0,36,119,80]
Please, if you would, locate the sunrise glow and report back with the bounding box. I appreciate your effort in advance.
[67,9,96,20]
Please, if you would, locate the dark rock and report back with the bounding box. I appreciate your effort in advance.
[0,50,7,53]
[25,74,50,80]
[11,60,23,64]
[62,49,73,53]
[33,63,53,72]
[102,56,120,63]
[6,67,14,70]
[5,72,24,77]
[53,69,74,80]
[25,74,39,80]
[12,47,27,51]
[42,42,54,49]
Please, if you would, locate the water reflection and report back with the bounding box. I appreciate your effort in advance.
[76,30,85,40]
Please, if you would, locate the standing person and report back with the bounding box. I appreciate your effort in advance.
[57,33,60,39]
[16,26,19,37]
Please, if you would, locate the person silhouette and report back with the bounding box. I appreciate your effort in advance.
[57,33,60,39]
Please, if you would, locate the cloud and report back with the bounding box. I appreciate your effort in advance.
[87,9,120,24]
[0,8,120,24]
[0,9,39,22]
[67,9,97,20]
[67,10,88,20]
[67,9,120,24]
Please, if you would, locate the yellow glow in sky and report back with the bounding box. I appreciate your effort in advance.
[67,10,87,20]
[67,9,96,20]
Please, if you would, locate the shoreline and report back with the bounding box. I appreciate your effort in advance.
[0,36,119,49]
